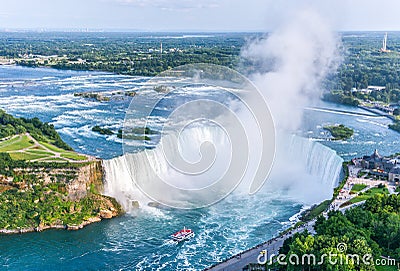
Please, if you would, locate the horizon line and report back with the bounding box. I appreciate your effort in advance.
[1,28,400,34]
[0,27,400,33]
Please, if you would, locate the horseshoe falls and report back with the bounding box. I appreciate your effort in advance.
[103,131,343,212]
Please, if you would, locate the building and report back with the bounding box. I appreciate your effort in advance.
[367,86,386,92]
[360,149,400,182]
[351,86,385,94]
[389,166,400,182]
[362,149,385,169]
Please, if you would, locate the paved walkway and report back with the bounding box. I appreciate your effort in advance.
[204,221,316,271]
[329,175,397,211]
[204,165,398,271]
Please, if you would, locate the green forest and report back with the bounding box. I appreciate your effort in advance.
[275,193,400,271]
[0,109,72,150]
[0,32,243,76]
[1,32,400,97]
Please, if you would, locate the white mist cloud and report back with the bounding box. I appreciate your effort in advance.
[241,7,344,204]
[242,8,341,131]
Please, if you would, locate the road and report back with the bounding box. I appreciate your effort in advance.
[204,221,316,271]
[205,164,399,271]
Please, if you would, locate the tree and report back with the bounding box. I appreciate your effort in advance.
[345,208,373,229]
[286,234,315,270]
[375,213,400,250]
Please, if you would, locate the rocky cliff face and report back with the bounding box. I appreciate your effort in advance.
[0,160,123,234]
[0,160,122,234]
[66,160,122,219]
[67,160,104,201]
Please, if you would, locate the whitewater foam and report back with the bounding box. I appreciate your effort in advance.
[103,127,343,213]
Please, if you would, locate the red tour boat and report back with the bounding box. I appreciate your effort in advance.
[171,227,194,242]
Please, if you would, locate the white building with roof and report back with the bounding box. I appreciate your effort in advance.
[389,166,400,182]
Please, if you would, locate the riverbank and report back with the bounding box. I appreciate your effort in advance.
[0,216,101,234]
[0,110,124,234]
[0,181,122,235]
[358,105,396,121]
[204,159,399,270]
[204,220,316,271]
[0,197,119,235]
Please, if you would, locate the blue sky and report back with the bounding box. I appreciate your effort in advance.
[0,0,400,31]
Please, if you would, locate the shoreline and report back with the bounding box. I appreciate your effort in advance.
[0,190,122,235]
[204,218,317,271]
[204,161,399,270]
[0,61,128,77]
[203,199,324,271]
[203,163,349,270]
[0,133,122,235]
[358,105,396,121]
[0,213,119,235]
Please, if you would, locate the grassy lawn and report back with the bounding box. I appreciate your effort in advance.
[350,184,367,193]
[40,141,66,153]
[347,187,389,204]
[9,152,49,161]
[40,157,68,162]
[0,136,20,149]
[25,149,54,156]
[31,145,48,151]
[0,135,88,162]
[301,200,331,222]
[347,196,368,204]
[60,152,87,161]
[40,141,88,161]
[365,187,389,195]
[0,135,34,152]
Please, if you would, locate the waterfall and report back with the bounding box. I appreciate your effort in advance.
[103,155,152,212]
[265,134,343,204]
[103,128,343,212]
[103,124,235,212]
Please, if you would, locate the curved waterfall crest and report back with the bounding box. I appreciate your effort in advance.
[103,130,343,212]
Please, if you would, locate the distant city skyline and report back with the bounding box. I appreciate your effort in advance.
[1,0,400,32]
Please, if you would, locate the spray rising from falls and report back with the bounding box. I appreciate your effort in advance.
[241,9,341,132]
[104,9,344,212]
[103,127,343,212]
[266,134,343,204]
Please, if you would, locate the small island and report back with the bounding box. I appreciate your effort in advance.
[74,91,136,102]
[74,92,110,102]
[323,124,354,140]
[91,126,157,141]
[92,126,114,135]
[118,127,158,140]
[154,85,169,93]
[388,120,400,133]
